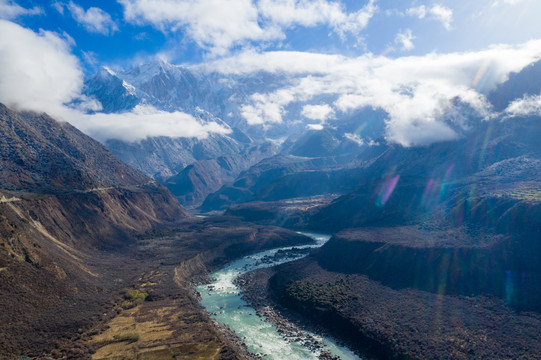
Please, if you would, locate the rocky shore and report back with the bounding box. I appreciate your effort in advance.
[235,269,352,360]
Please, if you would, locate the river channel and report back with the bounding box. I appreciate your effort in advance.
[196,232,362,359]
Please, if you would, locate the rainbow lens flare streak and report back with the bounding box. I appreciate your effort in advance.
[376,175,400,207]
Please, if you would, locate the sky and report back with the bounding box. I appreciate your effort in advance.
[1,0,541,145]
[4,0,541,69]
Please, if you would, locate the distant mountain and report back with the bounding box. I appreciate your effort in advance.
[164,141,277,207]
[308,115,541,232]
[105,131,247,182]
[82,61,290,206]
[488,59,541,111]
[201,124,388,211]
[82,60,291,133]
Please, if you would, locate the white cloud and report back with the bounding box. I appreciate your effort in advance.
[394,28,415,51]
[203,40,541,146]
[118,0,377,56]
[407,4,453,30]
[118,0,278,56]
[307,123,324,130]
[406,5,427,18]
[0,20,239,143]
[258,0,377,38]
[492,0,523,6]
[63,1,118,35]
[505,94,541,117]
[430,5,453,30]
[344,132,364,145]
[0,20,82,115]
[68,105,231,142]
[301,104,334,121]
[51,1,64,15]
[0,0,42,19]
[240,89,294,125]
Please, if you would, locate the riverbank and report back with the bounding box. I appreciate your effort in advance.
[39,217,313,359]
[235,269,354,360]
[266,255,541,359]
[196,233,362,360]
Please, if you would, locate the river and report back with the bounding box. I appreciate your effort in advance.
[196,232,362,359]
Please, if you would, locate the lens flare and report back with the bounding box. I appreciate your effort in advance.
[440,164,455,200]
[376,175,400,207]
[472,60,491,90]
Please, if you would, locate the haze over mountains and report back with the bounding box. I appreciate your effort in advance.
[78,57,541,215]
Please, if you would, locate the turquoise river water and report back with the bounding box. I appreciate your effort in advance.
[196,232,362,359]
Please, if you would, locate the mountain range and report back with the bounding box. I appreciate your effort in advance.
[1,55,539,358]
[80,59,541,215]
[77,57,541,307]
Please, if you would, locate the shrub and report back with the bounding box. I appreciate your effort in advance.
[120,289,148,309]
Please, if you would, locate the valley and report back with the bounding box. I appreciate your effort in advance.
[1,10,541,358]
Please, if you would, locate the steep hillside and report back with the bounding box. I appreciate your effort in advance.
[164,141,277,207]
[105,131,247,182]
[307,116,541,232]
[0,103,187,357]
[0,104,150,192]
[200,126,388,212]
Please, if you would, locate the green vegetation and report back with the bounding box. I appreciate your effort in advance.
[120,289,148,309]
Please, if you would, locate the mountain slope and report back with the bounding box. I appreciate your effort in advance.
[308,116,541,231]
[83,62,283,206]
[488,59,541,111]
[0,103,187,357]
[164,141,277,207]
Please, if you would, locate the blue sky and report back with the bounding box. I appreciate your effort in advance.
[5,0,541,71]
[2,0,541,145]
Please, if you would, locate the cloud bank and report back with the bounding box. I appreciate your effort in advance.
[68,105,231,142]
[0,20,82,115]
[0,20,232,142]
[204,40,541,146]
[117,0,377,56]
